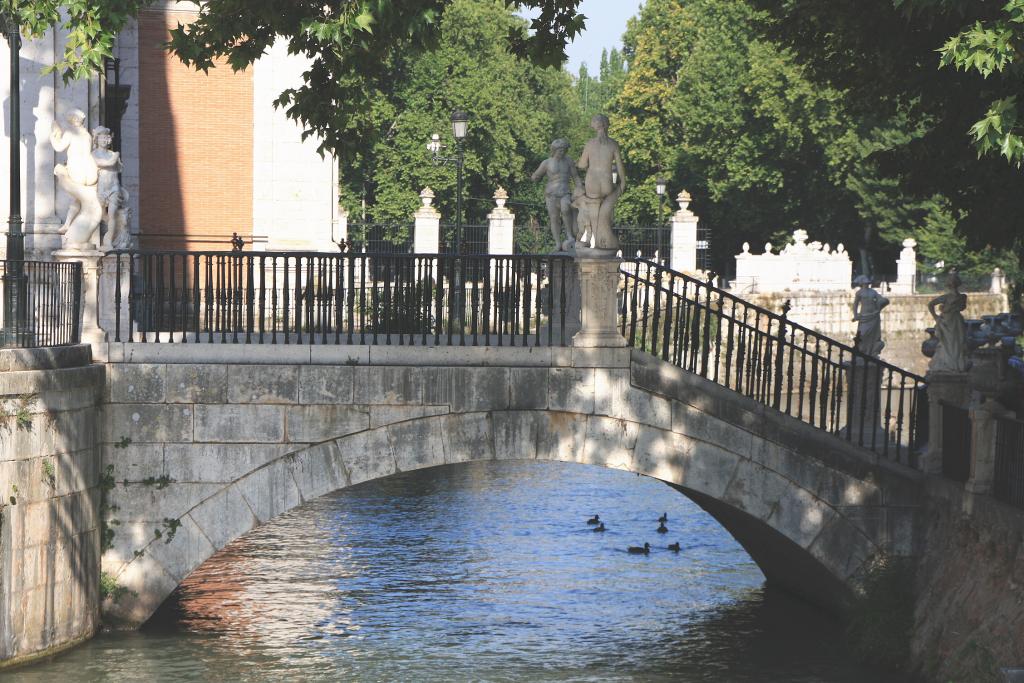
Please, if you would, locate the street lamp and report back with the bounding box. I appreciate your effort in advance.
[2,8,26,342]
[427,110,470,254]
[655,177,668,265]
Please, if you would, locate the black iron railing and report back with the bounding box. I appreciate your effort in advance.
[107,251,573,347]
[0,260,81,348]
[995,416,1024,509]
[619,259,927,460]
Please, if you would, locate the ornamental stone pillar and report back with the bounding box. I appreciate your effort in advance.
[487,187,514,256]
[413,188,440,254]
[670,190,698,274]
[572,249,626,348]
[893,238,917,295]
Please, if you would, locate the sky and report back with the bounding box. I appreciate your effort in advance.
[520,0,644,76]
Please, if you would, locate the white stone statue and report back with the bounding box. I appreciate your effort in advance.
[92,126,131,249]
[50,109,103,250]
[531,138,581,251]
[574,114,626,251]
[927,272,969,373]
[852,275,890,357]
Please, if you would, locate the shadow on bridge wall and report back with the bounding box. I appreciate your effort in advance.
[98,347,923,626]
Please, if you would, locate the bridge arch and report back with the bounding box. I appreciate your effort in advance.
[102,349,921,626]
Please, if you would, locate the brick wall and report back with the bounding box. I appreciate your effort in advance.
[137,10,253,251]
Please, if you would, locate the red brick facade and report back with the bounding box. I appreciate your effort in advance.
[137,10,253,250]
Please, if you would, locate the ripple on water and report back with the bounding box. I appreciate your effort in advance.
[12,460,905,682]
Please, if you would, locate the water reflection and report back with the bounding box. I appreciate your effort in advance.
[12,460,903,682]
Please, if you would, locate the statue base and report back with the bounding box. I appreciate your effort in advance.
[571,250,627,349]
[573,245,619,259]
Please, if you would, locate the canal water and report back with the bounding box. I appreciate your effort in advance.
[12,460,905,682]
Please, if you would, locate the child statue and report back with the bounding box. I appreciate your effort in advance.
[531,138,581,251]
[92,126,130,250]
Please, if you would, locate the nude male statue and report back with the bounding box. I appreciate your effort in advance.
[575,114,626,250]
[531,138,581,251]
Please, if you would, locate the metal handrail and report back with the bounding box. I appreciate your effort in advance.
[106,251,573,348]
[0,259,82,348]
[620,258,927,462]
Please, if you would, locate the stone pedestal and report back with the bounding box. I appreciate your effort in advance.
[53,248,106,352]
[843,360,884,446]
[920,371,970,475]
[572,249,626,348]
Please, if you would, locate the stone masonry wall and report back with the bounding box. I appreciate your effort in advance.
[910,480,1024,681]
[0,346,104,668]
[747,291,1009,375]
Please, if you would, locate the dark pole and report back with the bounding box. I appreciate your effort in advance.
[455,141,464,256]
[5,15,23,262]
[4,12,26,342]
[657,192,665,264]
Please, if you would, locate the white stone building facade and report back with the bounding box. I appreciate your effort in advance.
[0,2,340,257]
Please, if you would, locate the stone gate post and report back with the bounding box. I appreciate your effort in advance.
[487,187,515,256]
[670,190,698,274]
[893,238,917,295]
[413,188,440,254]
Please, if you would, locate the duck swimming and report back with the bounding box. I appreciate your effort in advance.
[592,522,606,532]
[627,543,651,555]
[656,522,668,534]
[667,542,681,552]
[587,515,600,525]
[658,513,668,524]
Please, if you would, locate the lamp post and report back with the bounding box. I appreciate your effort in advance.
[3,8,26,341]
[427,110,469,254]
[655,177,667,264]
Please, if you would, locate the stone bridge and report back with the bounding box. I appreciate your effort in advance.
[100,342,921,626]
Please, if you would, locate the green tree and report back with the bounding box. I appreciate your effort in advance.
[752,0,1024,294]
[345,0,580,248]
[608,0,1020,288]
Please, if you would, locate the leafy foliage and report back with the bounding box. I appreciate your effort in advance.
[1,0,149,81]
[165,0,584,162]
[752,0,1024,295]
[334,0,581,233]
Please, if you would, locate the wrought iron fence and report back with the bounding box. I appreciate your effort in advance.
[106,251,573,347]
[346,222,413,255]
[619,259,927,460]
[614,224,671,265]
[995,416,1024,509]
[0,260,82,348]
[440,223,489,255]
